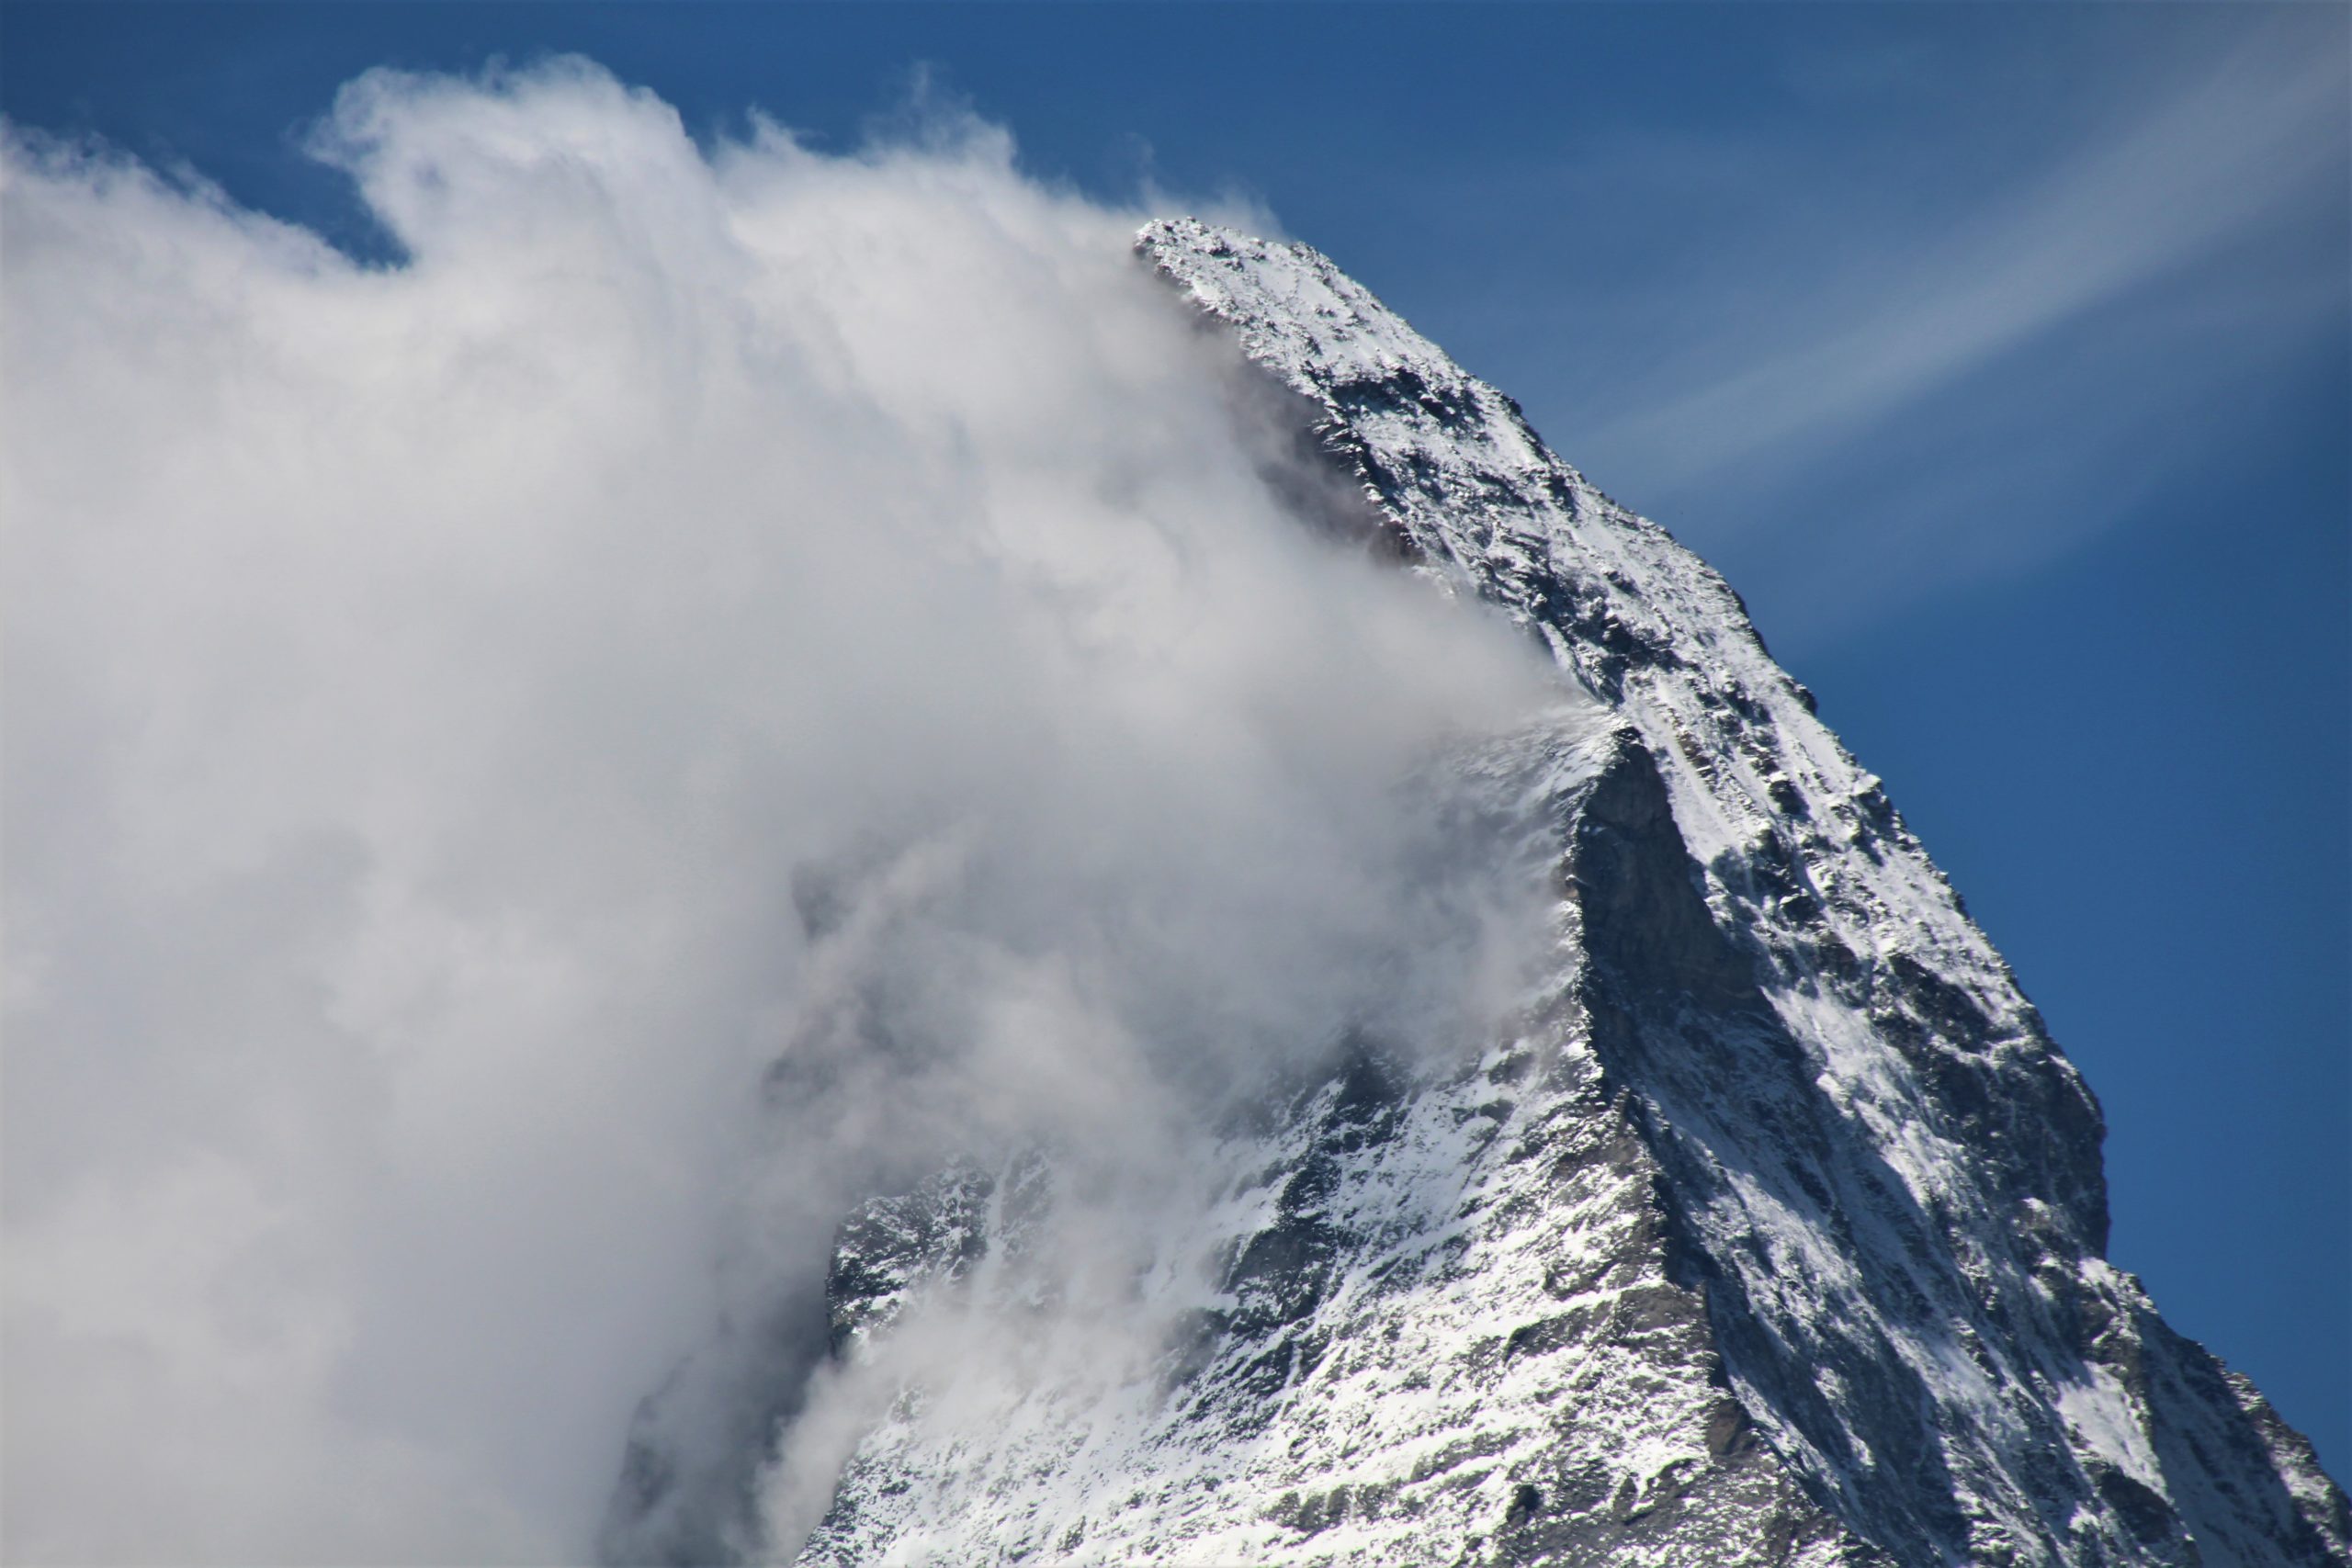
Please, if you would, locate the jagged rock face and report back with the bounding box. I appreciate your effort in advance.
[610,221,2349,1567]
[793,728,1876,1568]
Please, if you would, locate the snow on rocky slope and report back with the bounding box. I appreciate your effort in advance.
[611,220,2349,1567]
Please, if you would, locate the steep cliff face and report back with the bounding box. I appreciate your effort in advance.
[614,220,2349,1567]
[1103,220,2348,1566]
[795,725,1878,1568]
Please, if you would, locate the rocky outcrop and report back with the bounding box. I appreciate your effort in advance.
[792,726,1891,1568]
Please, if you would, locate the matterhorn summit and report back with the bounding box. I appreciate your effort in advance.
[605,221,2349,1568]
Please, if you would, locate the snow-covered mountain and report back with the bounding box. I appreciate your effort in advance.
[605,220,2348,1567]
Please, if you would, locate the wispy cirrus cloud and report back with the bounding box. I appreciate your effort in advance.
[1508,17,2347,647]
[1581,23,2344,506]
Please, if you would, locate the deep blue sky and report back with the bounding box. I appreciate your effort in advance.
[7,2,2346,1473]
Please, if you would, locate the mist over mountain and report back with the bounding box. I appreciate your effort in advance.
[4,57,2341,1568]
[610,220,2349,1568]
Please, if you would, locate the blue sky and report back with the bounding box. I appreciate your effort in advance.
[8,0,2346,1476]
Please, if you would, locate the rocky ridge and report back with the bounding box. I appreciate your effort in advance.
[615,220,2350,1568]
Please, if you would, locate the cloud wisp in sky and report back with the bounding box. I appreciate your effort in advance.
[1581,23,2343,505]
[2,61,1570,1564]
[1528,17,2348,643]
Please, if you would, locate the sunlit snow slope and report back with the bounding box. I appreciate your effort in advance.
[621,221,2351,1568]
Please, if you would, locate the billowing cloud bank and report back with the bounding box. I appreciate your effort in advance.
[3,61,1572,1563]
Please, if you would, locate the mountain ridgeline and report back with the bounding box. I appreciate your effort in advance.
[603,220,2348,1568]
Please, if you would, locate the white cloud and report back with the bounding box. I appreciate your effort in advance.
[3,60,1570,1564]
[1577,23,2345,502]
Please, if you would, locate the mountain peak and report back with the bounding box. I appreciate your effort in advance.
[609,221,2350,1568]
